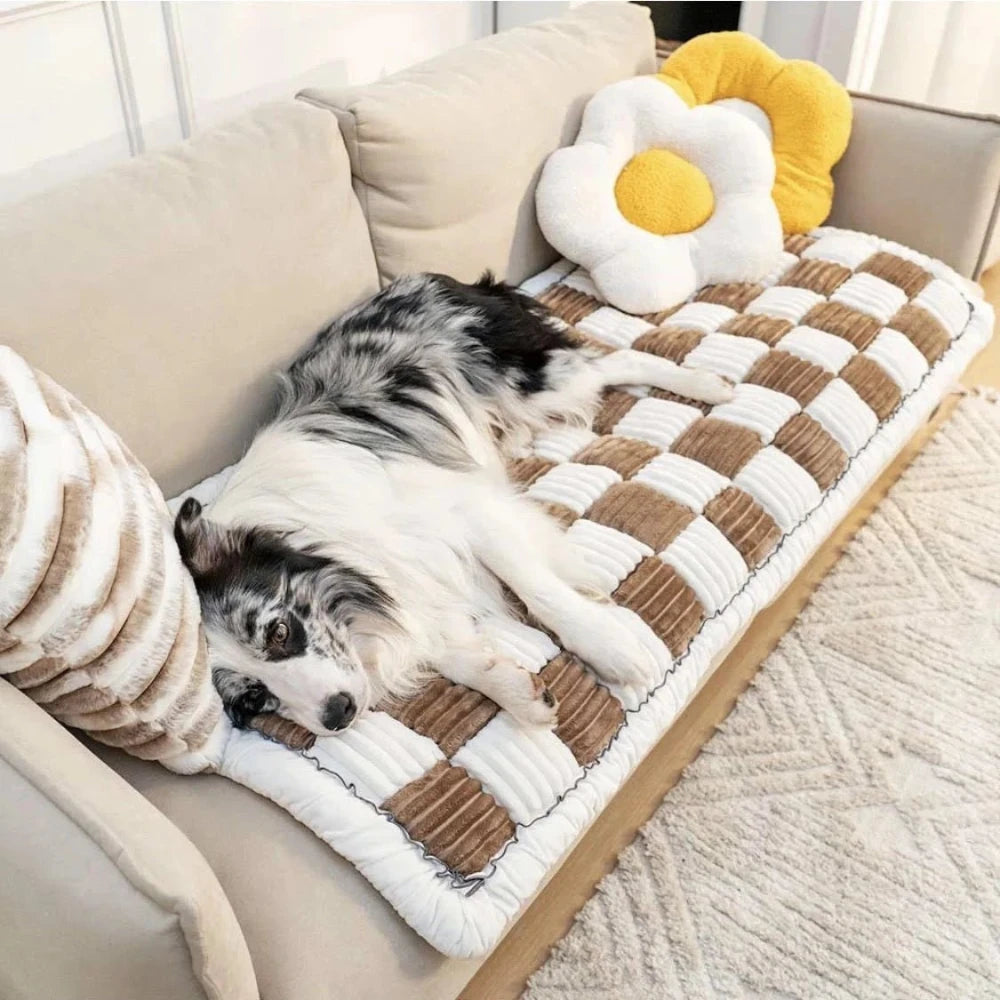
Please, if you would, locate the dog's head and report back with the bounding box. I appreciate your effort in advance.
[174,497,394,735]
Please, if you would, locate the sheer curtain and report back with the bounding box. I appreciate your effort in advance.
[867,0,1000,114]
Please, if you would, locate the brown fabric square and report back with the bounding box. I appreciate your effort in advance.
[671,417,762,477]
[694,283,764,312]
[508,455,556,488]
[573,436,660,479]
[802,302,883,351]
[704,486,781,568]
[613,558,704,657]
[779,258,852,296]
[592,389,639,435]
[247,714,316,751]
[383,676,498,756]
[383,761,515,876]
[840,355,902,420]
[538,284,602,325]
[719,313,793,347]
[631,326,703,363]
[541,651,624,765]
[642,304,682,326]
[745,350,832,407]
[773,413,848,490]
[784,234,816,255]
[858,252,933,298]
[563,325,616,356]
[586,482,695,551]
[888,303,951,363]
[539,501,579,529]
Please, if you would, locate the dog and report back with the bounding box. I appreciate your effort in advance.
[174,273,732,736]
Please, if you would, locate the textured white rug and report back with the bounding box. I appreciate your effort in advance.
[524,391,1000,1000]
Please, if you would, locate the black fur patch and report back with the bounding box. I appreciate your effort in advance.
[270,272,574,469]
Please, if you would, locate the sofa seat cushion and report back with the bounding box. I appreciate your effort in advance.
[131,228,991,965]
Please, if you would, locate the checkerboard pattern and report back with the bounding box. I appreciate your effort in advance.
[295,231,971,880]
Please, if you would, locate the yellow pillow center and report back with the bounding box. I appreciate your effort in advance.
[614,149,714,236]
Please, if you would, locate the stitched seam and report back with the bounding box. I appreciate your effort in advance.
[297,94,383,285]
[973,173,1000,278]
[848,89,1000,125]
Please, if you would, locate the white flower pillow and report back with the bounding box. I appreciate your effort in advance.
[535,77,783,315]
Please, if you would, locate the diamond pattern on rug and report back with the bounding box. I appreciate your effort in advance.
[524,392,1000,1000]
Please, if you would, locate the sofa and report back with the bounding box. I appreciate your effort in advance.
[1,5,998,999]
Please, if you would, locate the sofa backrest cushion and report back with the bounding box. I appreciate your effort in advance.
[0,101,378,497]
[300,2,655,287]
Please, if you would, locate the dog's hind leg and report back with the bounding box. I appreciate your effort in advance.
[591,349,734,404]
[436,642,558,728]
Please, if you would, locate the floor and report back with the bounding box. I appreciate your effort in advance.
[462,265,1000,1000]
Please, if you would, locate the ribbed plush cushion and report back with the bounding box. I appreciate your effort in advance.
[197,227,992,957]
[0,348,225,774]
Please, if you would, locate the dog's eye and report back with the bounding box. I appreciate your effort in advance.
[266,620,290,648]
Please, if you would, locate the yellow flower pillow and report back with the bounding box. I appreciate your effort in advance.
[658,32,852,234]
[536,77,783,315]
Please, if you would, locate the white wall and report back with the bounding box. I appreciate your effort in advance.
[742,0,1000,112]
[868,1,1000,113]
[740,1,865,83]
[0,1,494,206]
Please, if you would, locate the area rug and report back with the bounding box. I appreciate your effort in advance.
[524,389,1000,1000]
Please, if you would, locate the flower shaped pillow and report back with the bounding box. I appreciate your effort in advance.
[658,32,852,234]
[536,76,782,315]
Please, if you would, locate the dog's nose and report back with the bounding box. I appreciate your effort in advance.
[321,692,356,731]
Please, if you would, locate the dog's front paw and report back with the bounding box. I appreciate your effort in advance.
[685,369,735,405]
[560,607,659,689]
[496,662,559,729]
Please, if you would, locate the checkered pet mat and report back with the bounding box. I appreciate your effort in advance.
[215,228,993,956]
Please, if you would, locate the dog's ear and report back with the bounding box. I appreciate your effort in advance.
[174,497,233,580]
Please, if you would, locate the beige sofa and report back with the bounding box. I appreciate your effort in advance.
[2,6,999,999]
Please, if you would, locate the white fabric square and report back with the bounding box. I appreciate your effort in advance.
[478,618,559,671]
[831,273,908,324]
[566,519,652,594]
[802,232,878,269]
[632,452,730,512]
[309,712,444,806]
[519,259,575,297]
[709,383,800,443]
[775,325,857,373]
[576,307,655,348]
[661,301,737,335]
[865,328,929,394]
[659,516,748,615]
[760,251,799,287]
[532,425,597,463]
[453,714,583,826]
[561,269,602,299]
[526,462,620,514]
[734,446,823,532]
[612,396,702,450]
[744,286,825,323]
[805,379,879,456]
[683,332,770,382]
[914,278,970,338]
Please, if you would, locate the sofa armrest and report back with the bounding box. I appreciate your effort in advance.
[0,680,257,1000]
[829,92,1000,279]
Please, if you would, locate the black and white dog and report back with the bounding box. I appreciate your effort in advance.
[175,274,732,735]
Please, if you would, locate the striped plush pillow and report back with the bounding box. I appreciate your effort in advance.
[0,347,225,773]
